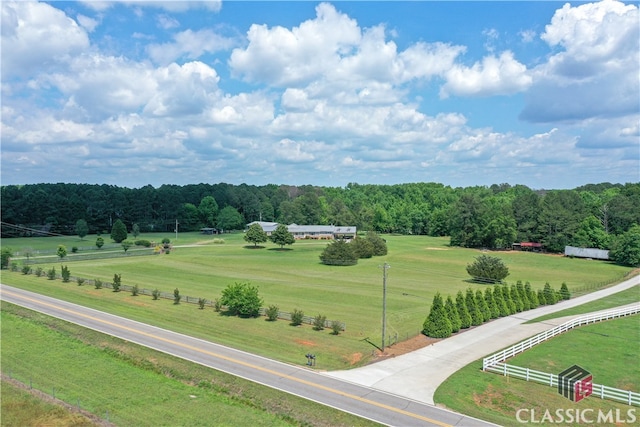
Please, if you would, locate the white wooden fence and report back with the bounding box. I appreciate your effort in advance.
[483,305,640,406]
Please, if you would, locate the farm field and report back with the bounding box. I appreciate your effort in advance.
[1,232,633,370]
[435,315,640,426]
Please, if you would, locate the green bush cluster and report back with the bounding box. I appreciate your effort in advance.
[319,232,387,266]
[423,281,571,338]
[134,239,152,247]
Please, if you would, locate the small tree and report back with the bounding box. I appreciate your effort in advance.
[537,289,547,306]
[35,267,44,277]
[423,293,452,338]
[111,219,128,243]
[21,265,32,275]
[131,284,139,296]
[112,273,121,292]
[57,245,68,260]
[444,295,462,333]
[526,282,539,308]
[61,265,71,282]
[476,289,491,322]
[121,240,133,253]
[173,288,181,305]
[455,291,472,329]
[502,284,516,314]
[76,277,85,286]
[559,282,571,300]
[466,254,509,283]
[75,219,89,240]
[516,281,531,311]
[291,309,304,326]
[543,282,557,305]
[351,237,374,259]
[1,247,13,269]
[94,278,103,289]
[220,282,262,316]
[465,288,483,326]
[96,236,104,249]
[198,298,206,309]
[330,320,342,335]
[132,223,141,238]
[493,285,509,317]
[269,224,295,249]
[213,298,222,312]
[313,314,327,331]
[510,284,523,313]
[47,267,56,280]
[265,305,279,321]
[319,239,358,266]
[152,289,160,300]
[244,223,268,247]
[484,287,500,319]
[365,231,388,256]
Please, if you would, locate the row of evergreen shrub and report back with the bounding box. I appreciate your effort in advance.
[423,281,570,338]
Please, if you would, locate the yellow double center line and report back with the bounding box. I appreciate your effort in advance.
[3,289,452,427]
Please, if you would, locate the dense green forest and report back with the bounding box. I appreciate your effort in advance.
[1,182,639,260]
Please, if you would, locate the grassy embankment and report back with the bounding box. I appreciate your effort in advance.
[1,302,381,427]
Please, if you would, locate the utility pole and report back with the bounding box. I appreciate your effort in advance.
[381,262,390,352]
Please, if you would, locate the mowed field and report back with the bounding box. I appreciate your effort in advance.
[1,232,634,370]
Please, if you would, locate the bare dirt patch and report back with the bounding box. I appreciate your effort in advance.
[294,339,317,347]
[373,334,441,361]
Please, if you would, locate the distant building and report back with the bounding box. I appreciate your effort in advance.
[512,242,544,252]
[246,221,356,240]
[564,246,609,260]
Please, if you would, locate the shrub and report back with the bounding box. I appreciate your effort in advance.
[34,267,44,277]
[10,262,19,272]
[121,240,133,253]
[455,291,472,328]
[71,246,78,253]
[95,236,104,249]
[319,240,358,266]
[76,277,85,286]
[61,265,71,282]
[21,265,32,275]
[198,298,206,309]
[47,267,56,280]
[220,282,262,317]
[560,282,571,300]
[152,289,160,300]
[290,309,304,326]
[265,304,279,321]
[112,274,121,292]
[131,284,139,296]
[330,320,342,335]
[423,293,452,338]
[543,282,557,305]
[134,239,151,247]
[313,314,327,331]
[213,238,225,244]
[213,298,222,312]
[173,288,181,305]
[94,278,103,289]
[466,254,509,283]
[57,245,67,260]
[1,247,13,269]
[445,295,462,333]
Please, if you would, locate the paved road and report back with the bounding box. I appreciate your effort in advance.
[0,284,495,427]
[325,275,640,405]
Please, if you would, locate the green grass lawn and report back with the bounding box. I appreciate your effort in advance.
[1,233,633,370]
[435,315,640,426]
[1,303,380,427]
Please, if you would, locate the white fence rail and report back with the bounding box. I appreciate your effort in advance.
[483,305,640,406]
[485,363,640,406]
[483,305,640,369]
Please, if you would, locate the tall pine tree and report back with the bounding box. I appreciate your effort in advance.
[456,290,472,329]
[423,293,452,338]
[445,295,462,333]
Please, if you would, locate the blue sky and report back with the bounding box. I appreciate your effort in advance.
[1,1,638,189]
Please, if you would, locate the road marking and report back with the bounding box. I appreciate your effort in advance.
[3,289,452,427]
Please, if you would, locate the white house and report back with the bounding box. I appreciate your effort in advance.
[246,221,356,240]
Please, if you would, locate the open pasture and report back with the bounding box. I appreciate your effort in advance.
[1,232,633,370]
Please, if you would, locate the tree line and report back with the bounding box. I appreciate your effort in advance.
[1,182,638,260]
